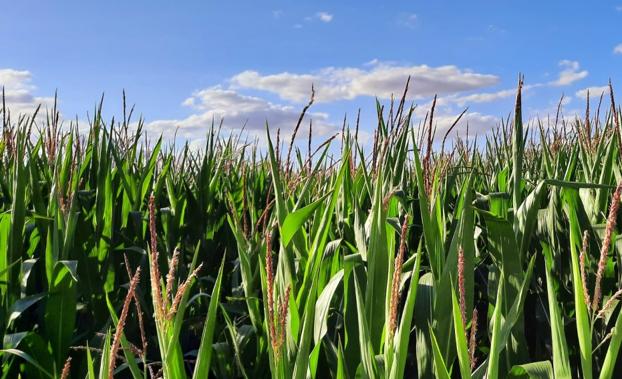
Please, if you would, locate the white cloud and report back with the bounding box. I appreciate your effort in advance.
[433,112,499,139]
[404,96,499,141]
[397,13,418,28]
[0,68,54,118]
[441,61,588,109]
[449,88,516,106]
[442,61,588,107]
[146,86,334,141]
[575,85,610,99]
[316,12,333,23]
[272,10,283,19]
[150,61,505,144]
[487,24,507,34]
[614,44,622,55]
[231,61,499,103]
[549,60,588,86]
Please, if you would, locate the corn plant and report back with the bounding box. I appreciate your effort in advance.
[1,79,622,378]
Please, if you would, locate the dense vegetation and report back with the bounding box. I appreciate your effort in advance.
[2,80,622,378]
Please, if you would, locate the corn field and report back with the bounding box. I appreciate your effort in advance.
[2,79,622,378]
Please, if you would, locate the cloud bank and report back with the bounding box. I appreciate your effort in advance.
[0,69,54,118]
[231,62,500,103]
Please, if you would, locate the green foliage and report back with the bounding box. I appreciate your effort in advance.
[1,82,622,379]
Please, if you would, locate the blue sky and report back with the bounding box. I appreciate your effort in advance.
[2,1,622,144]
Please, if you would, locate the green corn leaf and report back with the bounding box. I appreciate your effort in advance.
[487,271,505,379]
[451,288,472,379]
[193,256,226,379]
[98,331,111,379]
[314,269,344,344]
[7,293,45,328]
[488,255,536,379]
[336,339,347,379]
[508,361,554,378]
[293,152,347,379]
[364,163,390,351]
[599,305,622,379]
[541,243,572,379]
[430,327,451,379]
[282,194,329,248]
[389,244,422,379]
[44,260,78,372]
[562,189,593,378]
[512,77,524,219]
[0,348,53,379]
[86,342,96,379]
[353,270,378,379]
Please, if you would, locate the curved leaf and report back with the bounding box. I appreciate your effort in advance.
[314,269,344,344]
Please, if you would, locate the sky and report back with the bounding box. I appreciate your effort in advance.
[2,1,622,146]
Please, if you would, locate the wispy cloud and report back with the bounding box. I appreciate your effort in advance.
[397,13,418,28]
[487,24,507,34]
[448,88,516,106]
[296,11,333,28]
[575,85,610,99]
[549,60,588,86]
[614,44,622,55]
[316,12,333,23]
